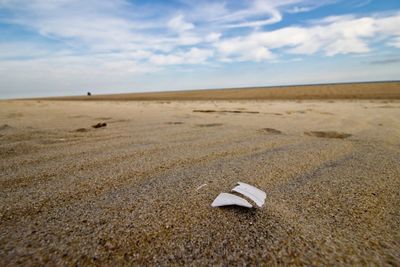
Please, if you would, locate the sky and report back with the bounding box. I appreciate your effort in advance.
[0,0,400,98]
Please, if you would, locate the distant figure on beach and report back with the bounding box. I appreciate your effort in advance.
[87,92,91,96]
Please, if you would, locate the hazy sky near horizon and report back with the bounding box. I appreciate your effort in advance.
[1,0,400,98]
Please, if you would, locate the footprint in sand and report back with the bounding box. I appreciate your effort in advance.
[258,128,282,134]
[304,131,351,139]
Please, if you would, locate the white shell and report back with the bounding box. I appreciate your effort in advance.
[232,182,266,207]
[211,193,253,208]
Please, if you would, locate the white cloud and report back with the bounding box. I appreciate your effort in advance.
[168,14,194,32]
[215,37,274,62]
[375,14,400,36]
[324,38,370,56]
[205,32,222,43]
[175,33,202,46]
[388,37,400,48]
[1,1,399,64]
[0,51,159,98]
[214,13,400,60]
[287,6,316,14]
[0,42,53,58]
[213,0,327,28]
[0,0,154,52]
[225,5,282,28]
[287,0,337,14]
[150,48,213,65]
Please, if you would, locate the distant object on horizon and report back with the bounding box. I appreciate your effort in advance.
[87,92,91,96]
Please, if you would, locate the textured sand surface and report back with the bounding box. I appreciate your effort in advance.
[40,81,400,101]
[1,100,400,265]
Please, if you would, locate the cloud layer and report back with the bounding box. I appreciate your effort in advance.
[0,0,399,97]
[1,1,399,65]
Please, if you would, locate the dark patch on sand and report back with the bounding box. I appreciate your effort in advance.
[166,122,184,125]
[95,117,113,120]
[286,110,306,115]
[92,123,107,129]
[376,105,399,109]
[37,138,67,145]
[0,124,12,131]
[193,110,215,113]
[313,111,334,115]
[305,131,352,139]
[69,115,90,119]
[193,110,259,114]
[195,123,223,127]
[108,119,130,124]
[258,128,282,135]
[7,112,23,119]
[265,113,283,116]
[0,142,39,158]
[75,128,89,132]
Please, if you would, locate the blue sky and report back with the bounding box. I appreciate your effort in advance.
[0,0,400,98]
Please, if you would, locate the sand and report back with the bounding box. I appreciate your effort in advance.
[39,81,400,101]
[1,99,400,265]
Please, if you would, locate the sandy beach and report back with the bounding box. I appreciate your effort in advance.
[43,81,400,101]
[1,97,400,265]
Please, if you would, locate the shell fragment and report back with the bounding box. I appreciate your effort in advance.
[211,193,253,208]
[232,182,266,207]
[211,182,266,209]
